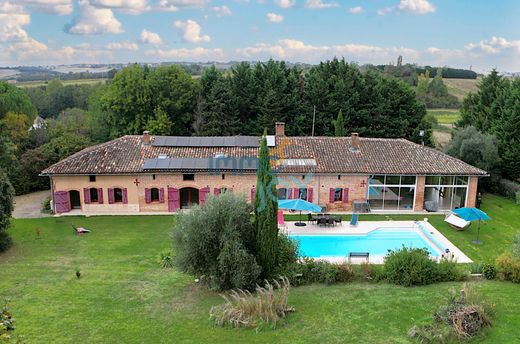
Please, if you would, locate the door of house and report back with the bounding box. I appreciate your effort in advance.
[180,187,199,209]
[168,187,180,212]
[54,191,70,213]
[69,190,81,209]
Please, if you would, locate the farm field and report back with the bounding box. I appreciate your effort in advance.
[16,78,108,88]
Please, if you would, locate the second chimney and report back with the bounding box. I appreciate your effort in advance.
[275,122,285,136]
[351,132,360,152]
[142,131,151,145]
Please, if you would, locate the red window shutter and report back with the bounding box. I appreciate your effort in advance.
[287,188,292,199]
[214,188,220,196]
[329,188,335,203]
[168,187,180,212]
[159,188,165,203]
[108,188,114,204]
[307,188,313,202]
[122,188,128,204]
[250,187,255,204]
[83,188,90,204]
[293,188,299,199]
[98,188,104,204]
[199,187,210,204]
[145,188,151,203]
[343,188,349,203]
[54,191,70,213]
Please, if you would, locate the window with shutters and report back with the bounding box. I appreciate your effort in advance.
[334,188,343,202]
[90,188,99,202]
[114,188,123,203]
[151,188,160,202]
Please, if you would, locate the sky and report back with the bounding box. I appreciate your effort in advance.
[1,0,519,72]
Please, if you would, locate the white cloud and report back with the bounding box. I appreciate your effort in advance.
[66,0,124,35]
[140,29,162,45]
[266,12,283,23]
[174,19,210,43]
[0,2,30,42]
[210,5,232,16]
[88,0,150,15]
[236,39,419,63]
[19,0,73,15]
[145,46,224,61]
[349,6,362,14]
[156,0,208,12]
[105,41,138,50]
[305,0,338,9]
[379,0,435,15]
[273,0,294,9]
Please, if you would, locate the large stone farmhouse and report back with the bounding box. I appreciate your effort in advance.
[41,123,486,215]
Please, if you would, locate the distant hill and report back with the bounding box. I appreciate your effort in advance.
[443,78,480,101]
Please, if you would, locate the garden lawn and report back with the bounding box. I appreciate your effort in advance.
[1,194,519,343]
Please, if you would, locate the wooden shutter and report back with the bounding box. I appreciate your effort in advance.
[293,188,299,199]
[122,188,128,204]
[343,188,349,203]
[307,188,313,202]
[199,187,210,205]
[54,191,70,213]
[168,187,179,212]
[214,188,220,196]
[287,188,292,199]
[159,188,165,203]
[83,188,90,204]
[97,188,104,204]
[108,188,114,204]
[329,188,335,203]
[145,188,151,203]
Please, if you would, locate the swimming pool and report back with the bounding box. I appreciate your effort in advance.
[289,228,441,259]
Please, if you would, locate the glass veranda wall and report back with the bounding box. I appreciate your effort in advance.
[368,175,416,211]
[424,176,468,210]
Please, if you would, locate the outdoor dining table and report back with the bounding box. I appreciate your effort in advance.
[312,214,338,226]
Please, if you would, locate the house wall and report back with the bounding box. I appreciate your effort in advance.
[414,176,426,211]
[466,176,479,208]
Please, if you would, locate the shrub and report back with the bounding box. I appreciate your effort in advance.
[300,259,339,285]
[157,249,174,269]
[469,262,483,274]
[210,277,294,329]
[0,301,24,343]
[275,234,299,276]
[336,263,355,282]
[41,196,52,214]
[437,257,467,282]
[497,179,520,200]
[496,252,520,283]
[481,263,496,280]
[512,231,520,259]
[172,193,260,290]
[409,284,494,343]
[0,231,12,253]
[384,247,439,286]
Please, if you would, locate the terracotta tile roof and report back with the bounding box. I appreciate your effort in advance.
[41,135,487,176]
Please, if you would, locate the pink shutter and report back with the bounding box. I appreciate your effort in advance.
[214,188,220,196]
[168,188,180,211]
[329,188,335,203]
[307,188,313,202]
[97,188,103,204]
[250,187,255,204]
[287,188,292,199]
[122,188,128,204]
[108,188,114,204]
[145,188,151,203]
[199,187,210,205]
[343,188,349,203]
[54,191,70,213]
[159,188,165,203]
[83,188,90,204]
[293,188,299,199]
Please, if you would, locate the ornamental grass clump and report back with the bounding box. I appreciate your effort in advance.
[210,277,294,329]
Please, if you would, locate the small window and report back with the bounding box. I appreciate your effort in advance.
[152,174,156,180]
[89,175,96,182]
[90,188,99,202]
[183,174,195,181]
[298,188,307,200]
[338,175,341,180]
[222,174,225,180]
[114,188,123,203]
[334,188,343,202]
[151,188,160,202]
[401,176,416,185]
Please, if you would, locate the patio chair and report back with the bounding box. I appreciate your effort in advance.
[334,216,342,225]
[350,213,359,227]
[317,218,327,227]
[326,217,335,227]
[307,213,317,224]
[444,213,471,231]
[278,210,288,231]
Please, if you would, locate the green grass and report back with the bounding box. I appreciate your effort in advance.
[16,78,107,88]
[427,109,461,126]
[1,194,520,343]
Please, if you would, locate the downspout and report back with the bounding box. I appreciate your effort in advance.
[49,175,55,214]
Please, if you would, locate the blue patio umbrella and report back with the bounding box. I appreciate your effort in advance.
[452,207,491,244]
[278,199,322,226]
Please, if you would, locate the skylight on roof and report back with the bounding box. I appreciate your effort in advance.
[279,159,317,166]
[158,154,168,159]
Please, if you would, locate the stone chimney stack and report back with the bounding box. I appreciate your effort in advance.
[142,131,151,145]
[275,122,285,136]
[351,132,360,152]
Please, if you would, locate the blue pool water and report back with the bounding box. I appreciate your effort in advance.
[290,228,440,258]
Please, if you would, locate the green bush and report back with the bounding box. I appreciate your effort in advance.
[481,263,496,280]
[469,262,483,274]
[1,301,24,343]
[172,193,260,290]
[512,231,520,259]
[496,252,520,283]
[497,179,520,200]
[437,257,467,282]
[384,247,440,286]
[40,196,52,214]
[275,234,299,276]
[157,249,174,269]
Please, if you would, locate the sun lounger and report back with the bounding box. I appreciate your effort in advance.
[72,225,90,235]
[445,214,471,231]
[348,252,369,263]
[350,213,359,227]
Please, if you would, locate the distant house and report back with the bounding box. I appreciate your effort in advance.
[41,122,486,214]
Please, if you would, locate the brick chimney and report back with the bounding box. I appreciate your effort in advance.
[142,131,151,145]
[275,122,285,136]
[350,132,360,152]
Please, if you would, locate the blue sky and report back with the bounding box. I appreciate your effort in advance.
[1,0,519,72]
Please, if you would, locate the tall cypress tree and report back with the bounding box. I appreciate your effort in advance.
[253,133,279,279]
[333,109,346,136]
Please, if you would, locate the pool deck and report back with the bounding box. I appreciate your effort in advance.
[283,220,472,264]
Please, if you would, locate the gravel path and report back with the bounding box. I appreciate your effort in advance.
[13,190,52,219]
